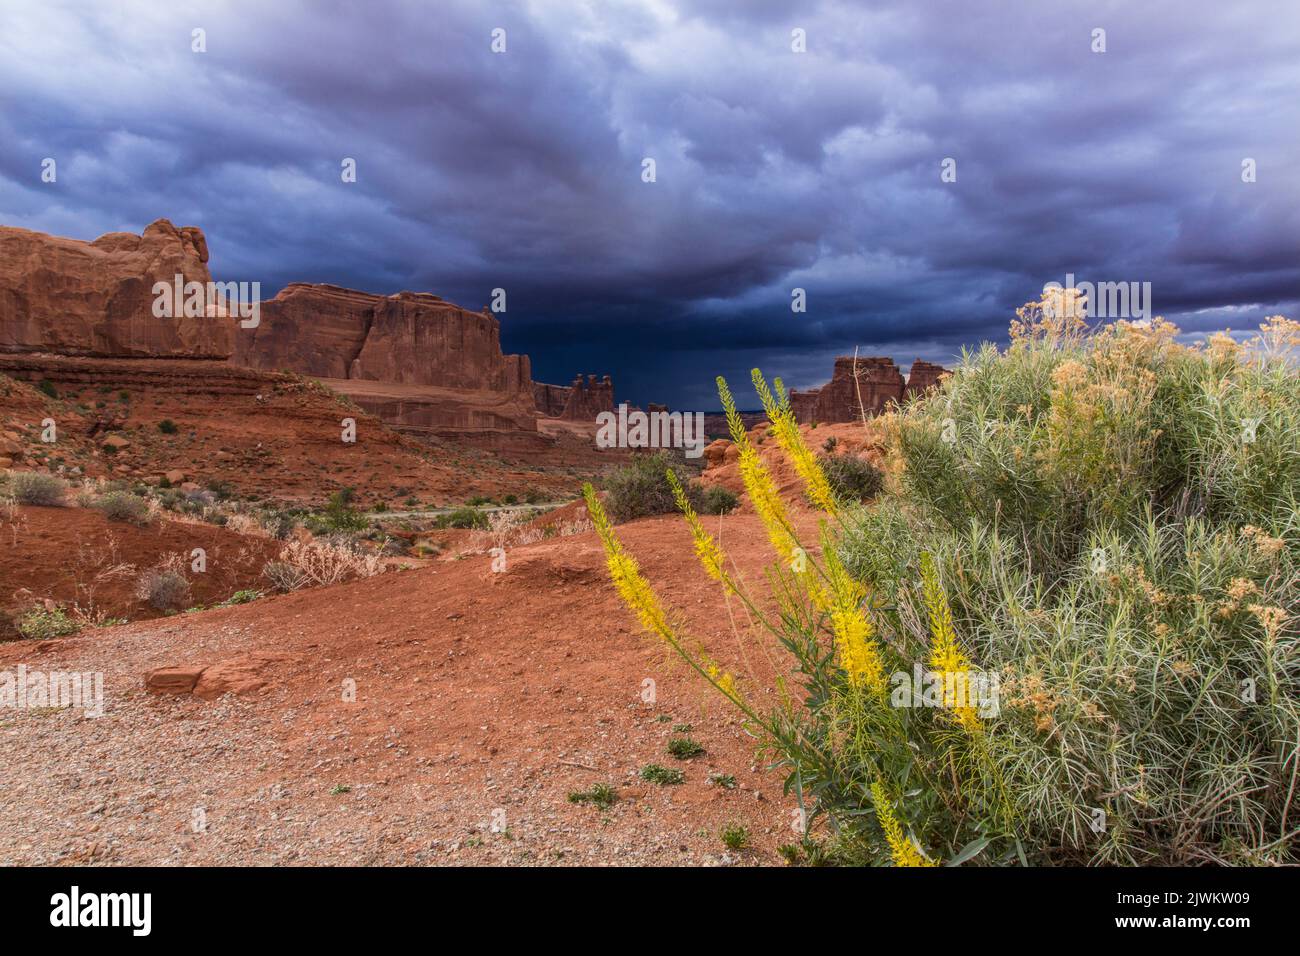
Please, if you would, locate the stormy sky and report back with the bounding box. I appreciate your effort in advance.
[2,1,1297,409]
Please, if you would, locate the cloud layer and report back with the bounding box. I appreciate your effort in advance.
[2,0,1297,407]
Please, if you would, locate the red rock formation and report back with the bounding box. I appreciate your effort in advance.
[559,374,614,421]
[232,283,533,396]
[228,282,543,442]
[229,284,370,379]
[789,357,904,424]
[0,219,232,358]
[789,356,948,424]
[533,381,571,417]
[533,374,616,421]
[903,359,948,400]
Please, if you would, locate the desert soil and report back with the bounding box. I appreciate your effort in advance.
[0,510,813,866]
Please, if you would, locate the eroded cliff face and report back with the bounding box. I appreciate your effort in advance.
[533,381,571,417]
[789,356,949,423]
[232,283,534,395]
[227,282,545,441]
[0,219,232,358]
[532,374,616,421]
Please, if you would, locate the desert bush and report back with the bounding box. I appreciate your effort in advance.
[135,563,192,611]
[435,506,489,531]
[696,484,739,515]
[264,537,385,591]
[92,490,153,525]
[16,604,80,640]
[157,419,178,434]
[325,489,368,530]
[485,509,528,550]
[818,453,884,504]
[219,589,263,606]
[225,512,270,538]
[586,296,1300,867]
[603,451,734,522]
[8,471,67,506]
[262,559,307,593]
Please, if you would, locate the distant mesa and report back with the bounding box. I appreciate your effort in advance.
[789,356,948,424]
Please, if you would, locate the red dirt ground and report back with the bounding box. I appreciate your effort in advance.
[0,509,821,866]
[1,505,281,632]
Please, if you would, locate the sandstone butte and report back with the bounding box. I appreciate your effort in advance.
[0,219,227,358]
[0,219,944,437]
[788,356,949,424]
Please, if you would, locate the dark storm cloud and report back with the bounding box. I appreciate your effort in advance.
[1,0,1297,408]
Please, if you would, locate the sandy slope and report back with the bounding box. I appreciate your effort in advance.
[0,511,815,866]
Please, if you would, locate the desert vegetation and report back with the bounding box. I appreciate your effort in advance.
[586,294,1299,866]
[603,451,738,522]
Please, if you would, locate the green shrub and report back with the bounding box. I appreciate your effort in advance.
[220,589,263,606]
[819,453,884,504]
[604,452,733,522]
[93,491,152,525]
[17,605,79,640]
[586,299,1300,867]
[667,737,705,760]
[204,478,233,500]
[436,506,488,530]
[721,823,751,850]
[696,484,739,515]
[321,489,368,532]
[36,379,58,399]
[157,419,178,434]
[8,472,67,506]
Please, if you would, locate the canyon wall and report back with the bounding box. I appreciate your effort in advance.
[231,283,534,396]
[0,219,232,358]
[789,356,948,424]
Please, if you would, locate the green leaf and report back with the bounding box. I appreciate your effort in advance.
[946,837,990,867]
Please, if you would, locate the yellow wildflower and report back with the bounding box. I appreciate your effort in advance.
[583,484,673,643]
[666,470,729,586]
[751,369,838,516]
[718,376,799,561]
[920,553,981,733]
[871,781,934,867]
[705,661,742,705]
[823,533,888,698]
